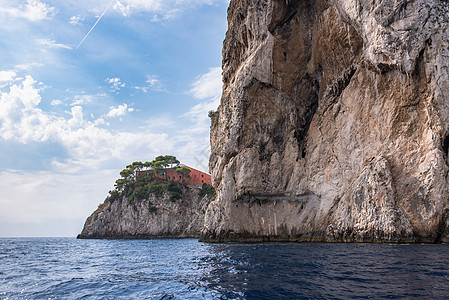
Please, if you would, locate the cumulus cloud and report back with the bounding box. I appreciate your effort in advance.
[0,71,17,82]
[67,106,85,127]
[0,76,50,142]
[0,75,171,169]
[0,0,56,22]
[106,103,134,118]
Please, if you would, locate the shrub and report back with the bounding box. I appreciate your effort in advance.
[97,202,108,211]
[132,185,150,201]
[169,193,182,202]
[136,172,154,185]
[167,182,183,202]
[208,110,219,126]
[199,183,216,198]
[148,183,167,196]
[208,110,217,118]
[106,190,120,203]
[167,181,182,194]
[123,183,135,198]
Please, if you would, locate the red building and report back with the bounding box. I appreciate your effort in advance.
[136,164,212,186]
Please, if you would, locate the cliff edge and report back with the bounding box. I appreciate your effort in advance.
[201,0,449,242]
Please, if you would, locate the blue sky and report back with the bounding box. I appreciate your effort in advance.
[0,0,228,237]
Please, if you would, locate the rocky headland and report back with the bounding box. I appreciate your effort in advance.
[78,158,215,239]
[201,0,449,243]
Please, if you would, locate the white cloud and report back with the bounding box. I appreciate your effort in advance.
[0,76,50,142]
[0,71,17,82]
[151,14,161,22]
[106,103,134,118]
[0,168,117,236]
[51,99,62,106]
[161,8,181,20]
[169,67,223,171]
[185,67,222,130]
[71,94,103,106]
[106,77,126,93]
[68,106,85,127]
[134,74,163,93]
[14,62,44,71]
[108,0,222,19]
[37,38,72,50]
[113,0,162,15]
[69,15,85,25]
[190,67,222,100]
[0,75,171,169]
[146,75,160,87]
[107,77,120,84]
[113,1,131,17]
[184,98,220,128]
[0,0,56,22]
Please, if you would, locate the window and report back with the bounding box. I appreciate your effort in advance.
[179,176,182,179]
[194,175,197,178]
[202,180,204,183]
[168,176,170,179]
[208,179,211,181]
[194,180,196,183]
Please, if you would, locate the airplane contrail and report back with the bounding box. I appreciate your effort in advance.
[76,0,116,50]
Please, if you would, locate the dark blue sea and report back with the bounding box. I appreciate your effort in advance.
[1,238,449,299]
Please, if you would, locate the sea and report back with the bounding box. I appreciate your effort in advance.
[1,238,448,299]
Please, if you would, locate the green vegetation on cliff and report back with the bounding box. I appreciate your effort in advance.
[104,155,214,206]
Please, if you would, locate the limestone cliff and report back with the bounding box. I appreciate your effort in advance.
[202,0,449,242]
[78,188,211,239]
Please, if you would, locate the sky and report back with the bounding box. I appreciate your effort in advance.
[0,0,229,237]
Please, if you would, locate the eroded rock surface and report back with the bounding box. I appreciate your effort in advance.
[202,0,449,242]
[78,188,211,239]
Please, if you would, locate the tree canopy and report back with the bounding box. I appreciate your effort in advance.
[102,155,214,207]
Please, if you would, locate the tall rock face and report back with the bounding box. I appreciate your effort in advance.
[202,0,449,242]
[78,189,211,239]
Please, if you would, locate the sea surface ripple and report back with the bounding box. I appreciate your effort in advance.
[1,238,449,299]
